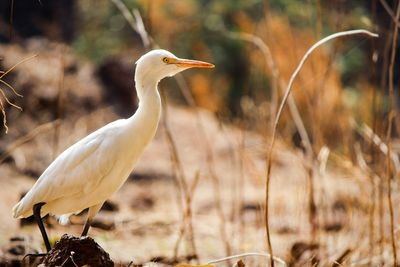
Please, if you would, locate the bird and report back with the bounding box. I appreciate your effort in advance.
[12,49,214,252]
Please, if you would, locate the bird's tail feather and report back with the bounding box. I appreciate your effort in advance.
[12,200,32,218]
[12,201,22,218]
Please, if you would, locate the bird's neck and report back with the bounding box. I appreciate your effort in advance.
[135,71,162,112]
[129,74,162,136]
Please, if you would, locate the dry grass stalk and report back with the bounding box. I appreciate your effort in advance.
[237,126,246,246]
[368,173,377,262]
[316,146,330,256]
[379,0,400,27]
[386,122,397,265]
[0,88,22,110]
[0,54,37,80]
[110,0,153,49]
[385,1,400,264]
[378,174,384,261]
[0,54,37,133]
[263,29,378,266]
[185,172,201,258]
[355,122,400,172]
[355,143,379,262]
[0,78,23,97]
[0,98,8,133]
[306,166,317,241]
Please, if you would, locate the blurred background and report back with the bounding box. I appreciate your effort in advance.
[0,0,399,266]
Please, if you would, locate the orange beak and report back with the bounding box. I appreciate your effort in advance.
[170,58,215,69]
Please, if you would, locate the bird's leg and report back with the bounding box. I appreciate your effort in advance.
[81,203,103,237]
[81,218,92,236]
[33,202,51,252]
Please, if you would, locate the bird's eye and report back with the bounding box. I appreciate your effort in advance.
[162,57,169,63]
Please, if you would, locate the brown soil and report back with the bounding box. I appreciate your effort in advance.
[42,234,114,267]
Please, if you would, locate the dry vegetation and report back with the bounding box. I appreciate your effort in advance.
[0,0,399,266]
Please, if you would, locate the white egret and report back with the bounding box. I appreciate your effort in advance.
[12,49,214,252]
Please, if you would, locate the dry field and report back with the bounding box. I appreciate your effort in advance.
[0,1,399,266]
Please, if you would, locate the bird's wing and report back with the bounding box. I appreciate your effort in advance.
[24,121,122,207]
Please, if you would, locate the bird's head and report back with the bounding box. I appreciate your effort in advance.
[135,49,214,83]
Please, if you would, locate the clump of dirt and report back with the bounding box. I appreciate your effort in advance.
[41,234,113,267]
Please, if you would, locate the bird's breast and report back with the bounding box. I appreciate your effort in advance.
[92,124,158,198]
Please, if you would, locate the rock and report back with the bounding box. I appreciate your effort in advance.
[128,172,173,183]
[130,193,155,211]
[9,237,25,242]
[42,234,113,267]
[240,202,262,213]
[100,200,119,212]
[91,218,115,231]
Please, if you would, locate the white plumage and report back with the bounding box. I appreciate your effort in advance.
[12,49,213,250]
